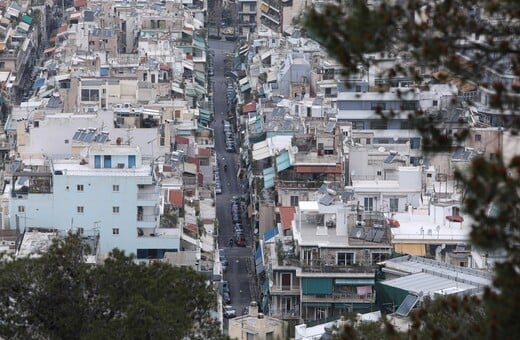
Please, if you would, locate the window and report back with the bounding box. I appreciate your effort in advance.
[77,206,84,213]
[475,134,482,142]
[371,252,389,264]
[337,252,355,265]
[371,102,386,111]
[355,85,362,92]
[113,185,119,192]
[266,332,274,340]
[364,197,374,211]
[112,228,120,235]
[401,101,417,110]
[77,227,84,235]
[432,100,438,107]
[315,307,326,320]
[452,206,460,216]
[366,138,371,144]
[290,195,299,206]
[18,206,25,213]
[113,206,120,214]
[77,184,84,191]
[81,89,99,101]
[246,333,255,340]
[376,171,382,176]
[389,198,399,212]
[64,139,69,144]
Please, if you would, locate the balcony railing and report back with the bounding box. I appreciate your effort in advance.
[302,292,375,303]
[277,257,376,274]
[270,284,300,293]
[270,309,300,319]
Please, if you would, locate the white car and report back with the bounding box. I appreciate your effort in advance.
[223,305,237,318]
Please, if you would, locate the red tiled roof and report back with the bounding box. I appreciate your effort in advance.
[198,148,211,157]
[168,190,183,208]
[184,223,198,234]
[296,165,342,174]
[74,0,87,8]
[175,136,190,145]
[242,101,256,113]
[280,207,295,231]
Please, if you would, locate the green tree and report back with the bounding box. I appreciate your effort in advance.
[0,234,226,339]
[303,0,520,338]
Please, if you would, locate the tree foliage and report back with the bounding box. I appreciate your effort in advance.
[0,234,225,339]
[303,0,520,338]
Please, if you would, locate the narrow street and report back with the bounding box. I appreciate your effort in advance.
[209,39,255,326]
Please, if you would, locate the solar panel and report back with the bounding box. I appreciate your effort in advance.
[373,229,385,243]
[319,194,334,206]
[365,229,376,242]
[85,131,96,142]
[349,227,365,239]
[395,294,419,317]
[72,131,81,140]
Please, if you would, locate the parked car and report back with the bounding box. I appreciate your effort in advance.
[222,281,230,294]
[234,232,247,247]
[223,291,231,304]
[223,305,237,318]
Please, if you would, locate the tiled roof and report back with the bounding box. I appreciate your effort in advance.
[168,189,184,208]
[197,148,211,157]
[279,206,295,231]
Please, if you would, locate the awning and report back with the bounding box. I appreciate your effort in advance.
[276,151,291,172]
[21,14,32,25]
[394,243,426,256]
[263,166,275,189]
[335,278,375,285]
[32,78,45,90]
[252,140,272,161]
[240,83,251,92]
[255,246,264,274]
[446,215,463,222]
[263,226,279,242]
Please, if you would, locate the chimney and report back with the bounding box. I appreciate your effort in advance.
[249,301,258,317]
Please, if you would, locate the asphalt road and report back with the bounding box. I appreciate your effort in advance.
[209,39,254,324]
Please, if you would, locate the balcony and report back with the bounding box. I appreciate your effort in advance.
[137,192,159,204]
[270,284,300,295]
[270,309,301,320]
[301,263,375,274]
[302,292,375,304]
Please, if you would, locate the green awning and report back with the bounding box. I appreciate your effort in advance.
[193,39,205,49]
[194,84,206,95]
[335,278,375,285]
[195,70,205,82]
[240,83,251,93]
[185,87,197,97]
[303,278,332,295]
[303,303,332,308]
[22,15,33,25]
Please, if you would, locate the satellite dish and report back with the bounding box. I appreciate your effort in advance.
[378,147,386,153]
[292,146,299,153]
